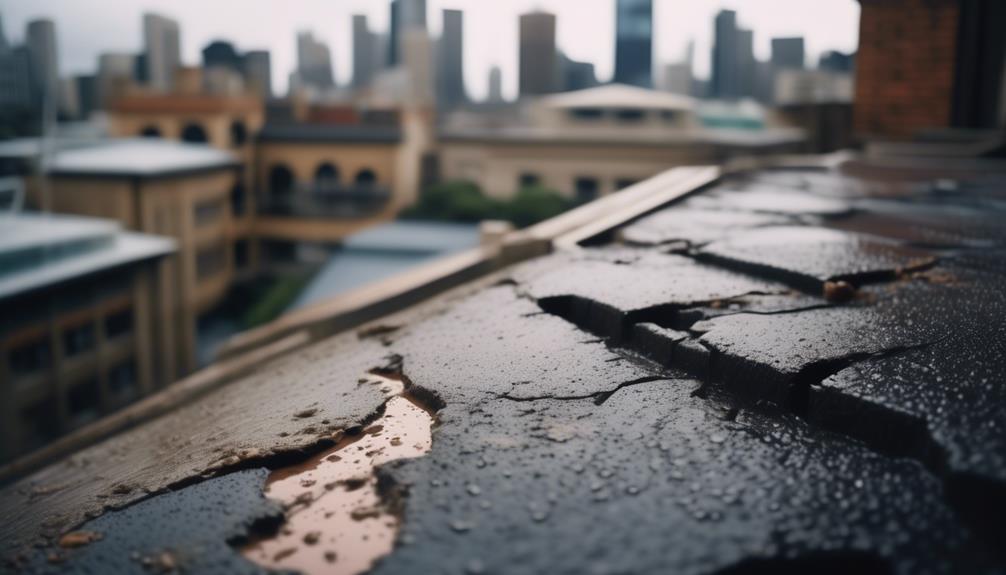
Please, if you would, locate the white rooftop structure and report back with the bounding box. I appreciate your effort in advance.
[0,137,238,178]
[0,212,175,301]
[540,83,697,112]
[49,139,238,177]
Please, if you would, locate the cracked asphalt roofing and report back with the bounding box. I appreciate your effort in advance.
[3,161,1006,574]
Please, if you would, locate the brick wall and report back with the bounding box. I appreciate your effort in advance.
[854,0,960,139]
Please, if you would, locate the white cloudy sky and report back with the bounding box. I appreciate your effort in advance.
[0,0,860,100]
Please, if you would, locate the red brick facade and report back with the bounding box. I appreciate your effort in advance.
[854,0,960,139]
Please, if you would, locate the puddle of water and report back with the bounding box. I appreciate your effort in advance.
[241,374,434,575]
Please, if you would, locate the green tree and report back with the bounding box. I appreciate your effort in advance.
[403,180,574,228]
[503,186,574,228]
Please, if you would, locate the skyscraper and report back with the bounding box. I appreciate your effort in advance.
[437,9,466,109]
[660,42,694,96]
[519,11,558,97]
[388,1,401,68]
[243,50,272,99]
[26,19,59,104]
[737,28,755,98]
[143,13,181,92]
[613,0,653,87]
[487,65,503,103]
[202,41,242,74]
[560,53,598,92]
[401,0,427,30]
[771,37,805,70]
[0,16,32,112]
[353,15,376,89]
[711,10,740,99]
[97,52,136,108]
[296,31,335,92]
[388,0,426,68]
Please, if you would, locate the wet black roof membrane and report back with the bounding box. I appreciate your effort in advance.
[3,160,1006,574]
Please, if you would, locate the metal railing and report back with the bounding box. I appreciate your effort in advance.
[258,183,392,218]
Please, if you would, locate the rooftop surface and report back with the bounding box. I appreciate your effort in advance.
[47,139,239,178]
[0,212,175,301]
[540,83,698,111]
[2,157,1005,574]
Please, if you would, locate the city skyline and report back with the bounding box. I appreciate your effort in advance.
[0,0,859,101]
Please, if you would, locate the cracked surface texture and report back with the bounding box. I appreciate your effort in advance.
[3,162,1006,574]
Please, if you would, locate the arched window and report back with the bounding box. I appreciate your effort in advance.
[315,163,340,193]
[139,125,161,138]
[355,168,377,187]
[230,120,247,147]
[181,123,208,144]
[268,165,294,199]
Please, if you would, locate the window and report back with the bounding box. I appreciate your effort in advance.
[268,165,295,198]
[575,177,599,203]
[181,123,209,144]
[196,243,228,281]
[615,109,646,122]
[231,183,246,216]
[234,239,250,270]
[108,360,138,402]
[355,168,377,187]
[8,336,50,376]
[570,108,604,120]
[661,110,678,122]
[230,120,247,147]
[62,322,96,358]
[616,178,638,191]
[104,308,133,340]
[139,125,161,138]
[68,377,101,426]
[519,172,540,189]
[315,163,341,192]
[194,200,224,227]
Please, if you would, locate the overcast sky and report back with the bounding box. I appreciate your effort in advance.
[0,0,860,100]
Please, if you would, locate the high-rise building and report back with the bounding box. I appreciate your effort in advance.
[26,19,59,104]
[143,13,181,93]
[388,0,427,68]
[737,28,755,98]
[401,0,427,30]
[296,31,335,92]
[388,0,401,68]
[487,65,504,103]
[819,50,855,73]
[402,28,434,106]
[659,42,694,97]
[0,17,32,112]
[438,9,466,109]
[560,53,598,92]
[711,10,741,99]
[243,50,272,99]
[519,11,558,97]
[75,74,98,119]
[98,52,137,108]
[771,37,805,70]
[353,15,376,89]
[613,0,653,87]
[202,40,242,74]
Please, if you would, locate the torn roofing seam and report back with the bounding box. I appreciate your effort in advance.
[527,288,994,535]
[494,376,680,406]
